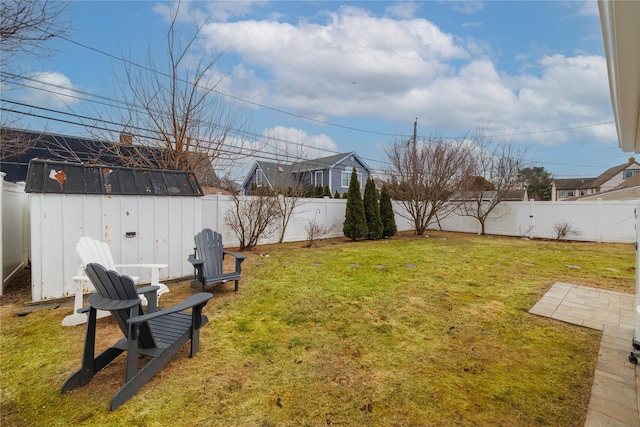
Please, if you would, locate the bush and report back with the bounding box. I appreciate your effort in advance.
[304,220,334,248]
[364,176,383,240]
[553,221,581,240]
[343,167,368,240]
[380,185,397,238]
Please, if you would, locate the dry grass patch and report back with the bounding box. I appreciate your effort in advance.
[0,231,635,426]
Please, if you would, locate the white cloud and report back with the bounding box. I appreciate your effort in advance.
[192,5,612,149]
[386,1,420,19]
[576,0,599,16]
[203,6,467,116]
[448,1,485,15]
[19,72,81,109]
[154,0,269,24]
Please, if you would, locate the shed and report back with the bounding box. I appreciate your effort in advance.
[25,159,203,302]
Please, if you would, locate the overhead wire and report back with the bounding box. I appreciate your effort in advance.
[1,30,623,177]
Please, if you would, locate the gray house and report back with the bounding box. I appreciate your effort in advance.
[242,152,373,197]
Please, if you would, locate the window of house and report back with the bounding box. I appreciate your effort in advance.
[256,170,263,187]
[580,190,586,196]
[341,169,363,189]
[624,169,639,179]
[567,190,574,197]
[341,170,350,188]
[559,190,566,198]
[315,171,323,187]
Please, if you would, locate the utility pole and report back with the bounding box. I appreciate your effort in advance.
[412,117,418,145]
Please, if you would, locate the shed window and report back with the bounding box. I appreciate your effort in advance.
[256,170,263,187]
[315,171,323,187]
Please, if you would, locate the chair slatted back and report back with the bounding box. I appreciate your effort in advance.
[194,229,223,278]
[77,237,117,270]
[85,263,155,348]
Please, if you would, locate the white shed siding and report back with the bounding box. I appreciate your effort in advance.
[29,193,201,301]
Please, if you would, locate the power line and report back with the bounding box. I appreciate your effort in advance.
[55,35,410,139]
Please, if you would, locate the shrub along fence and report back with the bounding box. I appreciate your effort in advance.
[203,195,638,246]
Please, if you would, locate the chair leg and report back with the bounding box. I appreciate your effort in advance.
[234,280,239,292]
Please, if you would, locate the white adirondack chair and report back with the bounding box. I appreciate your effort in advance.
[62,236,170,326]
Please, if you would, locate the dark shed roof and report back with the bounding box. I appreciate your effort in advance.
[25,159,203,196]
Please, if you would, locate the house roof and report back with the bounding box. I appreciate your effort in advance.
[292,152,373,174]
[1,128,217,185]
[553,177,597,190]
[450,189,527,202]
[613,172,640,190]
[25,159,203,196]
[589,157,640,188]
[2,128,129,183]
[553,157,640,191]
[242,151,373,190]
[256,160,297,190]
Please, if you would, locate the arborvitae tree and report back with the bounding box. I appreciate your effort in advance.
[323,185,331,197]
[314,185,324,198]
[342,192,348,199]
[363,176,383,240]
[380,184,397,238]
[334,190,341,199]
[343,167,368,240]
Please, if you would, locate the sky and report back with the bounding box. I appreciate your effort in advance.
[2,0,635,182]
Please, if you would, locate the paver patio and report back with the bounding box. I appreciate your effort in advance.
[530,282,640,427]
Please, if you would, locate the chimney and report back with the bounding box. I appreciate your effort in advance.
[120,132,133,145]
[629,156,635,163]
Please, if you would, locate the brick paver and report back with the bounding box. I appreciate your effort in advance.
[530,282,639,427]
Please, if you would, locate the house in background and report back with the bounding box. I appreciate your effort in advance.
[551,157,640,201]
[1,128,218,187]
[242,152,373,197]
[449,189,528,202]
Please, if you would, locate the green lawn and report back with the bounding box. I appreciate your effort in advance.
[0,231,635,426]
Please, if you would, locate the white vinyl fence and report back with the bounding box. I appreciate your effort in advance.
[1,184,637,302]
[202,195,638,246]
[1,174,29,296]
[431,200,637,243]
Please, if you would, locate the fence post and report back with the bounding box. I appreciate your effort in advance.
[596,198,603,243]
[528,199,535,239]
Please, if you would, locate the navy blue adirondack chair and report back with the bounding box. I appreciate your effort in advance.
[61,263,212,410]
[188,229,246,292]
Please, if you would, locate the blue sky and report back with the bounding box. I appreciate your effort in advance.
[3,0,633,182]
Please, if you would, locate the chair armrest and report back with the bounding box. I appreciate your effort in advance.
[114,263,169,269]
[137,285,160,295]
[188,255,204,266]
[223,250,246,261]
[87,293,139,311]
[137,285,160,312]
[127,292,213,325]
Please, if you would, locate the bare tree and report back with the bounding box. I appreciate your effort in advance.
[304,216,334,248]
[0,128,38,160]
[1,0,71,131]
[457,131,526,235]
[86,1,247,177]
[384,133,475,235]
[0,0,70,69]
[225,187,281,251]
[554,221,581,240]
